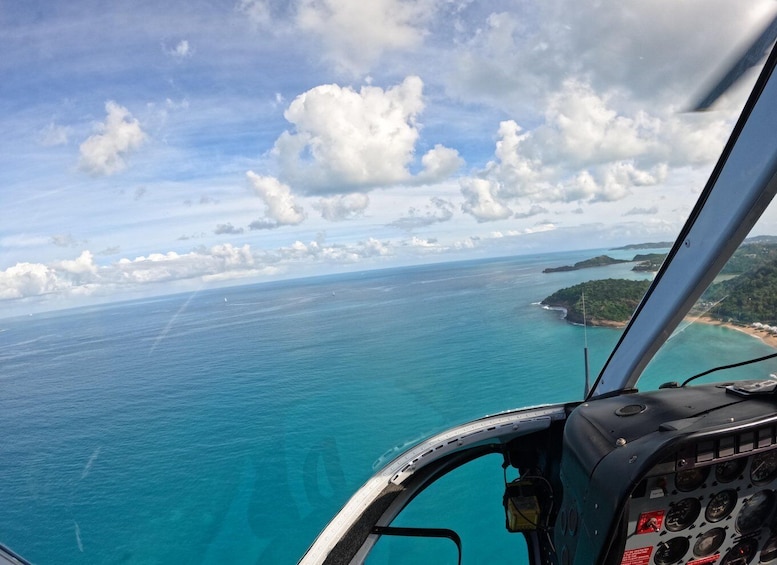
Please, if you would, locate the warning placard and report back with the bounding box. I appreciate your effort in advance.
[635,510,665,534]
[621,546,653,565]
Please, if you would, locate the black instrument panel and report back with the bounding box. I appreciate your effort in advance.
[624,448,777,564]
[553,383,777,565]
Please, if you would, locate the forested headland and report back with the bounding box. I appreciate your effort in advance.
[704,257,777,325]
[542,241,777,327]
[541,279,651,326]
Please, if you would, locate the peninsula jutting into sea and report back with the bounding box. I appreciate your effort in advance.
[541,279,651,327]
[541,239,777,342]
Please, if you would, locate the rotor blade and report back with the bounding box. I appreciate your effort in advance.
[692,13,777,111]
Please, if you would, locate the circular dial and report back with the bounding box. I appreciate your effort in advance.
[736,489,775,534]
[751,451,777,485]
[676,467,710,492]
[721,538,759,565]
[761,534,777,563]
[654,537,690,565]
[693,527,726,557]
[705,489,737,522]
[715,458,747,483]
[665,497,701,532]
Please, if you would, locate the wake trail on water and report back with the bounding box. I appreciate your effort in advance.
[81,447,101,480]
[74,521,83,552]
[149,290,199,355]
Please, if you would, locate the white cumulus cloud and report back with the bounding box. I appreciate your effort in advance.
[459,77,725,221]
[0,262,62,299]
[279,237,391,263]
[417,145,464,183]
[542,79,656,166]
[314,193,370,221]
[448,2,775,116]
[246,171,306,227]
[460,178,512,223]
[274,76,425,192]
[116,244,255,284]
[79,102,146,176]
[296,0,436,73]
[56,250,97,275]
[237,0,439,73]
[265,75,461,222]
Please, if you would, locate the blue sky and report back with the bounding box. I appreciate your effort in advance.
[2,0,776,314]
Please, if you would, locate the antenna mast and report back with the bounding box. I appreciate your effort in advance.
[582,290,591,398]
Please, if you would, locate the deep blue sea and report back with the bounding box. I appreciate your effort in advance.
[2,250,776,564]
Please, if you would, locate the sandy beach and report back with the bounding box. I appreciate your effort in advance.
[583,314,777,350]
[692,316,777,350]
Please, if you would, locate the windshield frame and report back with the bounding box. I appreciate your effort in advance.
[590,43,777,398]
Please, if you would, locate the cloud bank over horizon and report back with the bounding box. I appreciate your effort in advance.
[2,0,775,313]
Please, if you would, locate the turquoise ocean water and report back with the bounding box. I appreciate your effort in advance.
[2,250,776,564]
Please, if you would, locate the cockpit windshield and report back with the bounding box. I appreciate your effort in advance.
[3,2,777,564]
[642,202,777,390]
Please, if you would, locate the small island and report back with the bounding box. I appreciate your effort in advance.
[610,242,673,251]
[543,253,667,273]
[542,255,628,273]
[541,279,651,327]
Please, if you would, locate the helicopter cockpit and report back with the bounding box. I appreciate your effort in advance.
[301,16,777,565]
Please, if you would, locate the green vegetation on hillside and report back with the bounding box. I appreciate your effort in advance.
[699,242,777,325]
[541,241,777,327]
[541,279,651,326]
[705,257,777,325]
[719,244,777,275]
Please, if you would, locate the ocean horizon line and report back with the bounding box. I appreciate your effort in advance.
[0,245,665,322]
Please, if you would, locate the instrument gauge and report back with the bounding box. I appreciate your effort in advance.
[676,467,710,492]
[720,538,759,565]
[705,489,737,522]
[751,450,777,485]
[665,497,701,532]
[654,537,690,565]
[735,489,775,534]
[761,534,777,563]
[693,527,726,557]
[715,458,747,483]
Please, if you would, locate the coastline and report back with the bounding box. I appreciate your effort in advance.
[586,318,627,328]
[687,316,777,350]
[541,304,629,328]
[564,311,777,350]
